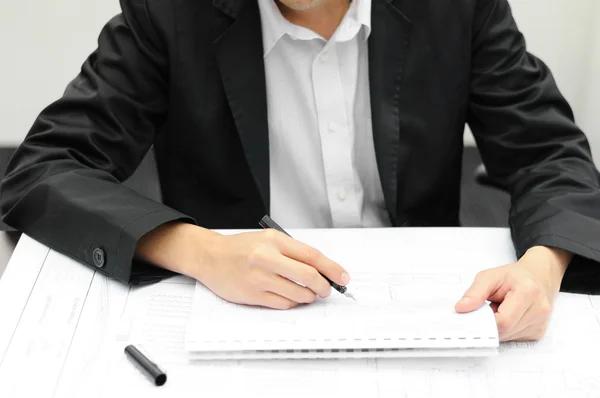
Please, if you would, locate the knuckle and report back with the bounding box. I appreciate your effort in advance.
[300,268,327,297]
[263,228,280,242]
[263,297,283,310]
[474,270,489,282]
[304,267,322,285]
[530,328,545,341]
[521,323,548,341]
[247,293,266,307]
[303,247,322,265]
[496,315,512,331]
[247,246,271,266]
[303,291,317,304]
[529,284,541,296]
[521,280,541,296]
[535,327,547,340]
[538,300,552,316]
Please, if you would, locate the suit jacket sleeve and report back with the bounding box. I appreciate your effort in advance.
[0,0,196,285]
[467,0,600,294]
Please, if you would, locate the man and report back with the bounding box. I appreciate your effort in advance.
[1,0,600,342]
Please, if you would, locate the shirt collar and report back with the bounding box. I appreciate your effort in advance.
[258,0,372,57]
[341,0,372,42]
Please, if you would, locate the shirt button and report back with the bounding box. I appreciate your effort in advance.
[93,248,106,268]
[337,188,347,201]
[328,121,339,132]
[320,52,329,63]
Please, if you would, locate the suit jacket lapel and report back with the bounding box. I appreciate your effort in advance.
[211,0,413,219]
[212,0,271,210]
[368,0,413,224]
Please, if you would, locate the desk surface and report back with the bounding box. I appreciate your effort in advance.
[1,229,600,398]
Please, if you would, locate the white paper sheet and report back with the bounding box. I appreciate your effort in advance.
[0,249,95,398]
[97,278,383,397]
[5,230,600,397]
[0,235,50,363]
[53,271,131,398]
[98,279,600,398]
[184,270,499,359]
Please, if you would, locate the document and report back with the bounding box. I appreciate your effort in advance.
[185,271,499,359]
[96,275,600,398]
[0,248,95,398]
[4,231,600,397]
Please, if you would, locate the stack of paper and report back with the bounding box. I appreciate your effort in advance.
[184,271,499,359]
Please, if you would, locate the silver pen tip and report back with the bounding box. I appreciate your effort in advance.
[344,291,357,301]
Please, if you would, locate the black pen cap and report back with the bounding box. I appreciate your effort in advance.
[124,344,167,386]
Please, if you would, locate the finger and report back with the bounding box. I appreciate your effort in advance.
[495,289,531,337]
[500,305,551,342]
[506,335,537,342]
[264,273,318,304]
[499,310,534,342]
[501,321,543,342]
[504,324,549,342]
[455,270,503,313]
[257,291,299,310]
[277,236,350,287]
[262,255,331,298]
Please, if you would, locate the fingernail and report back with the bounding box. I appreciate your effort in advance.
[459,296,472,306]
[341,272,350,285]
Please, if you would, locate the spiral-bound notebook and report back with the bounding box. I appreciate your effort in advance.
[184,271,499,360]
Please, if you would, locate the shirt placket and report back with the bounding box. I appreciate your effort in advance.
[312,42,360,228]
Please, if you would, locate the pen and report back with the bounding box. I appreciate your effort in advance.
[124,344,167,386]
[259,215,356,301]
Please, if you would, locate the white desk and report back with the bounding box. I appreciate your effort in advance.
[1,229,599,398]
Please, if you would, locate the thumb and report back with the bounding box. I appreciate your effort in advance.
[455,270,501,313]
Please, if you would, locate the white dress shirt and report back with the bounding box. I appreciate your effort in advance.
[258,0,391,228]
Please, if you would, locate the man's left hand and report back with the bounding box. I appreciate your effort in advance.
[455,246,572,342]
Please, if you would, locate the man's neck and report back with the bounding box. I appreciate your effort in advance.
[277,0,350,40]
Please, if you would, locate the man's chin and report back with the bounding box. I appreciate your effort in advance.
[278,0,325,11]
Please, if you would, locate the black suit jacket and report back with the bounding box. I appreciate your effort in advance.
[2,0,600,291]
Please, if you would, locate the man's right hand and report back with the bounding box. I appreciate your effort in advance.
[135,222,350,309]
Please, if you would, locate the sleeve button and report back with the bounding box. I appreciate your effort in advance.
[93,248,106,268]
